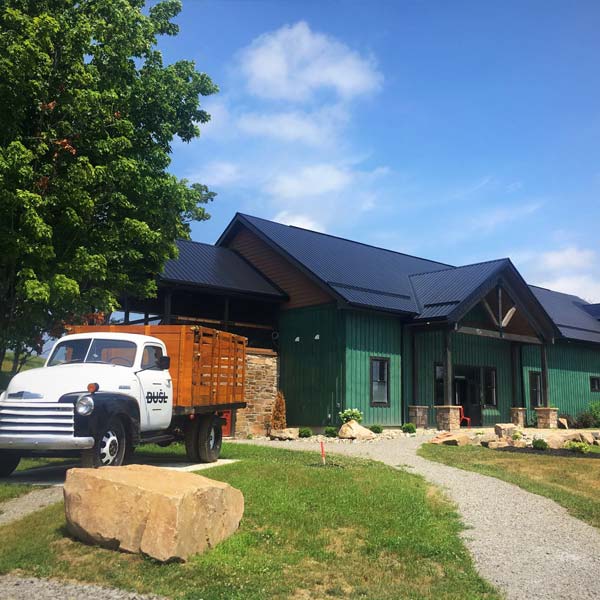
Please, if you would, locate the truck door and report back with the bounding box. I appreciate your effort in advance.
[137,344,173,431]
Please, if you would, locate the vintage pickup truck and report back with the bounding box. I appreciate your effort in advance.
[0,325,247,476]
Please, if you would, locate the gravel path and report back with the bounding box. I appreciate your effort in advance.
[0,575,166,600]
[0,487,63,527]
[239,436,600,600]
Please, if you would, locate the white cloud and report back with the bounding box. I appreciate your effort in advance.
[189,161,241,187]
[236,105,348,146]
[273,210,324,231]
[537,275,600,303]
[266,163,353,200]
[474,202,541,232]
[238,21,382,102]
[198,100,231,138]
[540,246,596,271]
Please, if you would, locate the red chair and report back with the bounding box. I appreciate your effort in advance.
[459,405,471,428]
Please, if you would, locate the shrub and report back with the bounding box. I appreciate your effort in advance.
[402,423,416,434]
[299,427,313,438]
[532,438,548,451]
[564,440,591,454]
[512,432,522,441]
[339,408,363,423]
[590,401,600,426]
[575,411,596,429]
[324,426,338,438]
[271,391,287,430]
[369,424,383,434]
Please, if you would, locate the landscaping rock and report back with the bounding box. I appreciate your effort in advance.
[64,465,244,563]
[430,432,473,446]
[558,417,569,429]
[494,423,516,439]
[578,432,595,445]
[545,435,567,450]
[511,440,527,449]
[338,419,376,440]
[488,441,509,450]
[479,433,499,447]
[269,428,300,441]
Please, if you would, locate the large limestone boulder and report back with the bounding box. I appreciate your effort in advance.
[269,428,299,441]
[338,420,375,440]
[429,432,475,446]
[64,465,244,562]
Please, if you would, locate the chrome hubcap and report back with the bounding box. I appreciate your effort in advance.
[99,430,119,465]
[208,427,216,449]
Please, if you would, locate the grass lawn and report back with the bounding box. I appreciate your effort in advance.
[419,443,600,529]
[0,351,45,391]
[0,443,499,599]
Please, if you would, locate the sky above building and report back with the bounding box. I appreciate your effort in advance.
[157,0,600,302]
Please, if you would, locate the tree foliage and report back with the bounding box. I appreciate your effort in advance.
[0,0,217,367]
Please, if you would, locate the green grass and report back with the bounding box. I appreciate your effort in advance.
[0,351,45,391]
[0,443,499,599]
[419,443,600,529]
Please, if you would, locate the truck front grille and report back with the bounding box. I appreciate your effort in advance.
[0,402,74,436]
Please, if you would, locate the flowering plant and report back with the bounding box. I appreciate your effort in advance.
[339,408,363,423]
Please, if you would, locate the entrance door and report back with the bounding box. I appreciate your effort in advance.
[136,344,173,431]
[454,367,482,426]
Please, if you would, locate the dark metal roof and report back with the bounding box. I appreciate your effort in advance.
[222,213,450,314]
[161,239,286,299]
[215,213,600,345]
[410,259,509,319]
[529,286,600,344]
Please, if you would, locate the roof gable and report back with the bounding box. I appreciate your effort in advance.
[218,213,450,314]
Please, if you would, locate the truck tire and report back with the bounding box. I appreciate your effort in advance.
[184,418,201,462]
[81,417,127,468]
[198,415,223,463]
[0,453,20,477]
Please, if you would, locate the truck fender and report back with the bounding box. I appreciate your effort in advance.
[70,392,141,446]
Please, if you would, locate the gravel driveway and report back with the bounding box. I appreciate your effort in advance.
[239,436,600,600]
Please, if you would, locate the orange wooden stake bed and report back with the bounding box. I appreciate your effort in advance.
[70,325,247,416]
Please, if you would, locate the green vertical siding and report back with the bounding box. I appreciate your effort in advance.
[414,329,513,425]
[522,341,600,421]
[401,325,413,424]
[279,304,344,427]
[344,311,403,426]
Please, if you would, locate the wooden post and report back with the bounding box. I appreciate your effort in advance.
[443,329,453,405]
[224,297,230,332]
[497,286,503,338]
[541,343,549,407]
[163,290,172,325]
[123,296,130,325]
[143,311,149,325]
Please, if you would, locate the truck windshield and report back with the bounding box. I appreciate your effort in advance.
[48,338,137,367]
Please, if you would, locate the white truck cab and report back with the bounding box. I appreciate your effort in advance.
[0,332,182,475]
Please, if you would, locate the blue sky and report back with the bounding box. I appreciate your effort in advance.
[158,0,600,301]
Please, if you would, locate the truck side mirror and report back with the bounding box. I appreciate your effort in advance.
[158,355,171,370]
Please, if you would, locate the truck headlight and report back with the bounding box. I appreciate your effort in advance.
[76,395,94,416]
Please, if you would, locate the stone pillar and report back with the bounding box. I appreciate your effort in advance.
[408,406,429,429]
[235,349,279,438]
[535,407,558,429]
[434,406,461,431]
[510,407,527,428]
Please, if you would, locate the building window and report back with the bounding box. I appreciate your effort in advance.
[483,367,497,406]
[530,371,542,407]
[370,357,390,406]
[591,376,600,393]
[434,363,444,405]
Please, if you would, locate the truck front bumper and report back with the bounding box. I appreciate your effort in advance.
[0,434,95,451]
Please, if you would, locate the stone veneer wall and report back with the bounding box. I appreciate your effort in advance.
[234,348,279,438]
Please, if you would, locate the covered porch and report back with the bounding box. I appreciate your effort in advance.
[407,261,557,428]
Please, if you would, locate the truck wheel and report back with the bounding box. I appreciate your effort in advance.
[81,418,127,468]
[184,418,201,462]
[198,415,223,463]
[0,453,20,477]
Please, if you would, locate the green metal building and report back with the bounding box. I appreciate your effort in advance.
[141,213,600,428]
[215,214,600,427]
